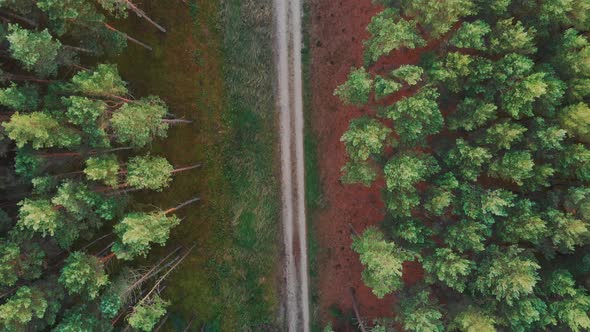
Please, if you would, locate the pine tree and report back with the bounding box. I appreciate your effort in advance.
[127,295,169,332]
[351,227,409,298]
[59,252,108,299]
[364,9,425,63]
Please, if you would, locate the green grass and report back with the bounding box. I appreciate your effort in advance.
[216,0,281,329]
[111,0,280,330]
[301,1,324,331]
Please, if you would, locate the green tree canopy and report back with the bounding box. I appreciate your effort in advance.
[113,211,180,260]
[334,67,373,105]
[6,24,62,77]
[2,112,81,149]
[0,286,47,331]
[351,227,410,298]
[127,295,169,332]
[0,241,45,287]
[341,117,391,161]
[110,96,169,147]
[59,252,108,299]
[395,287,444,332]
[126,155,173,191]
[364,8,425,63]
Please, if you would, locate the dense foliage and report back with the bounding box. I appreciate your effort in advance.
[0,1,194,331]
[337,0,590,330]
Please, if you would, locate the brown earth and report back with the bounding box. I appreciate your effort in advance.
[309,0,431,330]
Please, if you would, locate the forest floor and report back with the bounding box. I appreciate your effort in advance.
[308,0,425,330]
[112,0,281,330]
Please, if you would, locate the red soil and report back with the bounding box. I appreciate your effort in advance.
[309,1,430,330]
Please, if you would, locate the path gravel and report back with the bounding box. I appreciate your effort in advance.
[274,0,310,330]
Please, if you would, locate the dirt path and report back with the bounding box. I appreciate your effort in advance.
[274,0,310,330]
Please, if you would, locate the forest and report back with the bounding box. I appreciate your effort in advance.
[2,0,590,331]
[332,0,590,331]
[0,0,203,331]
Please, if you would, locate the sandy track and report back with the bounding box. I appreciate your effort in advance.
[274,0,310,330]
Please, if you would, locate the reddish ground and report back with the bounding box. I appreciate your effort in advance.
[309,1,429,330]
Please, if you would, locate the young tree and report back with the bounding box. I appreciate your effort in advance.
[0,83,39,111]
[483,122,527,150]
[351,227,410,298]
[112,198,199,260]
[63,96,109,148]
[445,139,492,181]
[391,65,423,86]
[334,67,373,106]
[110,96,169,148]
[560,102,590,143]
[340,161,378,187]
[340,117,391,161]
[395,287,444,332]
[0,286,47,331]
[399,0,475,38]
[52,305,111,332]
[424,173,458,216]
[84,154,120,187]
[448,98,497,131]
[428,52,473,93]
[544,209,590,252]
[383,87,442,146]
[59,252,108,299]
[127,295,169,332]
[444,219,488,253]
[450,20,490,51]
[70,63,128,97]
[422,248,473,292]
[449,306,497,332]
[544,270,590,332]
[364,9,425,63]
[474,246,540,304]
[6,24,62,77]
[126,155,173,191]
[0,240,45,287]
[488,151,535,185]
[489,18,537,55]
[498,199,547,244]
[16,198,60,236]
[384,152,439,216]
[374,75,402,99]
[2,112,81,149]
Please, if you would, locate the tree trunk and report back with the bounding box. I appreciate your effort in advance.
[162,119,193,124]
[3,73,56,83]
[103,23,153,51]
[153,313,170,332]
[171,164,202,174]
[0,10,37,27]
[348,223,360,237]
[55,170,85,177]
[107,94,134,103]
[123,247,182,297]
[163,197,200,215]
[100,251,116,263]
[183,315,197,332]
[349,288,367,332]
[63,45,94,54]
[80,233,114,251]
[122,0,167,33]
[39,146,134,158]
[137,245,196,305]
